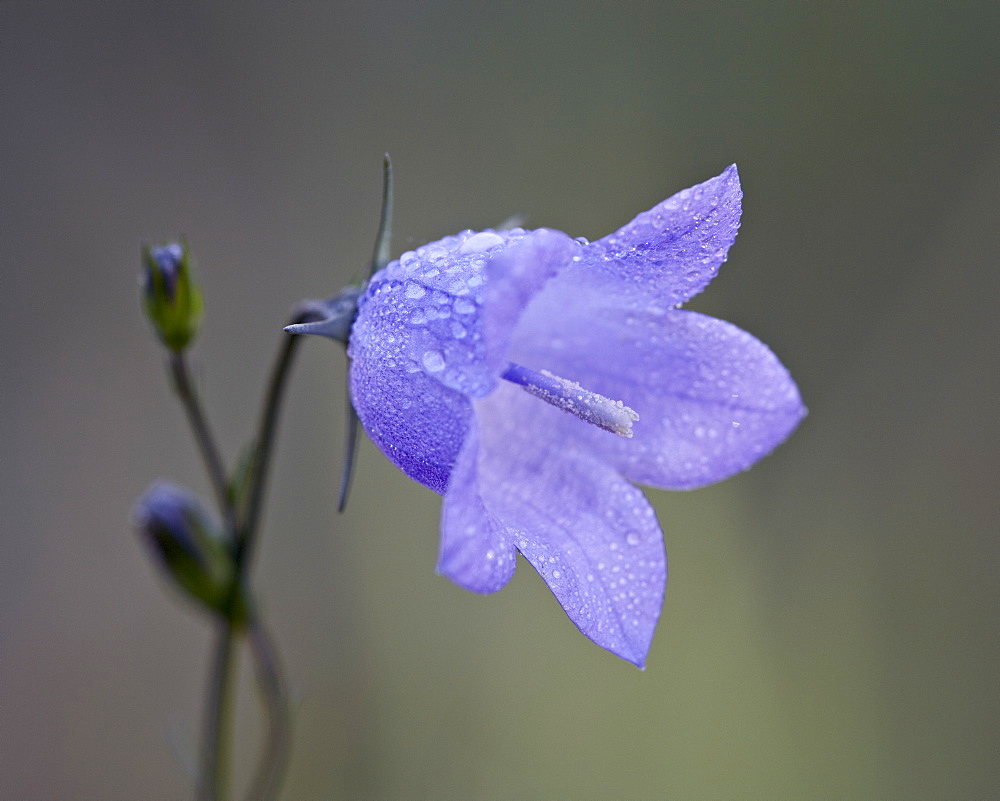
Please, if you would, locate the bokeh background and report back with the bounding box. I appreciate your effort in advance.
[2,2,997,798]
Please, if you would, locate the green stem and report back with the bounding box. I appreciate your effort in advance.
[230,314,317,798]
[199,618,238,801]
[245,617,292,801]
[169,351,230,520]
[237,308,315,559]
[178,307,317,800]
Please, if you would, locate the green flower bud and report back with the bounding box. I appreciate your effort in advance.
[141,242,202,351]
[133,482,245,621]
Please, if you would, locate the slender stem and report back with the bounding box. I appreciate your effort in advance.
[167,349,239,800]
[169,351,230,519]
[199,618,239,801]
[237,310,315,560]
[181,308,316,801]
[245,617,292,801]
[206,308,314,800]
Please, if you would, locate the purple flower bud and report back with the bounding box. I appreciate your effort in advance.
[144,243,185,301]
[133,482,236,616]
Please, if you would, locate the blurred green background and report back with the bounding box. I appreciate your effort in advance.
[2,2,997,798]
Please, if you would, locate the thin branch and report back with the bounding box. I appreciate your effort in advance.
[244,618,292,801]
[198,618,238,801]
[168,351,230,520]
[237,328,301,563]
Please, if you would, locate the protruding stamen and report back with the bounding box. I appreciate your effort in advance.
[501,362,639,438]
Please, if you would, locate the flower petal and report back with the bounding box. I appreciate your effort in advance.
[349,228,577,493]
[569,164,742,308]
[349,343,471,493]
[481,228,576,374]
[438,420,518,593]
[475,383,667,667]
[510,293,805,489]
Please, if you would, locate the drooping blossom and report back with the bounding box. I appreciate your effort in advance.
[334,165,804,666]
[133,482,235,614]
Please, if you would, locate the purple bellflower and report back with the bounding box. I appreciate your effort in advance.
[343,165,804,667]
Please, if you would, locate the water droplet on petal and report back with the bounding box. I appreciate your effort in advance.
[626,531,640,546]
[404,281,426,299]
[459,231,505,254]
[422,350,445,372]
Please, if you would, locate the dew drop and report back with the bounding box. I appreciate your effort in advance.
[422,350,445,372]
[459,231,505,254]
[626,531,640,546]
[404,281,426,299]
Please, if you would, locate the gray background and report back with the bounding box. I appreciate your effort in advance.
[2,2,997,798]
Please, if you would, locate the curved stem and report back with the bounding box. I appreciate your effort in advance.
[199,618,238,801]
[237,307,319,560]
[245,617,292,801]
[169,351,230,519]
[187,308,317,801]
[213,308,315,799]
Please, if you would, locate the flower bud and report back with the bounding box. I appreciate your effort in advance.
[141,241,202,351]
[133,482,239,618]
